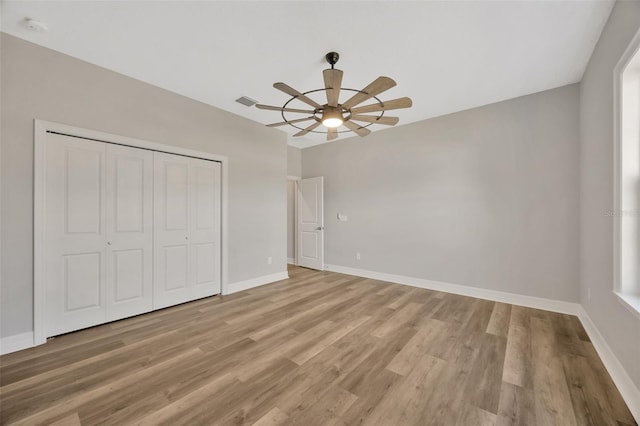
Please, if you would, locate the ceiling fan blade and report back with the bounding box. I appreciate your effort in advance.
[327,128,338,141]
[323,69,343,107]
[267,116,316,128]
[293,120,322,137]
[350,115,399,126]
[342,76,397,109]
[342,120,371,137]
[256,104,316,114]
[274,82,322,109]
[350,97,413,114]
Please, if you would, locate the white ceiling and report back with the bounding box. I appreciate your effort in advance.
[1,1,613,148]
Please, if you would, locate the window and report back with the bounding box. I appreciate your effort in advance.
[614,28,640,318]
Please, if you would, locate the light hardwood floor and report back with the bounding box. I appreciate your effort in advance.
[0,266,636,425]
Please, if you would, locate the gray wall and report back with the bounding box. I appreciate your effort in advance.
[579,1,640,390]
[0,34,288,338]
[303,84,580,302]
[287,145,302,177]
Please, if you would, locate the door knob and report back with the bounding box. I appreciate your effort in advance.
[316,226,324,231]
[107,241,111,246]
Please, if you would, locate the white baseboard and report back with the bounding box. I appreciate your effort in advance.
[287,257,295,265]
[226,271,289,295]
[325,264,580,315]
[577,307,640,423]
[0,331,34,355]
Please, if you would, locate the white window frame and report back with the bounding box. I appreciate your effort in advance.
[613,26,640,319]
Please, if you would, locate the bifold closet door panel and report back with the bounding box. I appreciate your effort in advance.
[153,152,192,308]
[105,144,154,321]
[189,158,222,299]
[44,133,108,336]
[153,153,222,309]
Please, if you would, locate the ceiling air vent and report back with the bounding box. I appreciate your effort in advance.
[235,96,258,107]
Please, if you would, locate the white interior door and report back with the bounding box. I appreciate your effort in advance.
[45,133,108,336]
[105,144,153,321]
[297,176,324,270]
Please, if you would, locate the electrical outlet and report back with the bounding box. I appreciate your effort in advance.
[356,252,361,261]
[267,257,272,265]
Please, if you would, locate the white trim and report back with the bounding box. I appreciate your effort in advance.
[613,26,640,307]
[325,264,580,315]
[614,291,640,320]
[33,119,229,343]
[608,28,640,423]
[0,59,2,352]
[294,179,299,267]
[35,120,230,161]
[225,271,289,295]
[287,176,300,266]
[220,150,229,297]
[0,332,35,355]
[34,120,47,345]
[577,307,640,423]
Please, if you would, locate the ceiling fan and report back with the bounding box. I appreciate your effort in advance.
[256,52,413,141]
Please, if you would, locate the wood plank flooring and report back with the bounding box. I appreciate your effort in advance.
[0,265,636,425]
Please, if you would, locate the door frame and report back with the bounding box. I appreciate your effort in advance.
[287,175,300,266]
[33,119,229,346]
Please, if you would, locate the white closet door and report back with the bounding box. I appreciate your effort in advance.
[154,153,222,308]
[105,144,153,321]
[154,152,192,308]
[45,133,107,336]
[43,135,221,336]
[189,158,221,298]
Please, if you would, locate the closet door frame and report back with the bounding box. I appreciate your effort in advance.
[34,120,228,346]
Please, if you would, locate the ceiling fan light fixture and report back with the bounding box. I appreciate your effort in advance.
[321,106,343,128]
[257,52,412,139]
